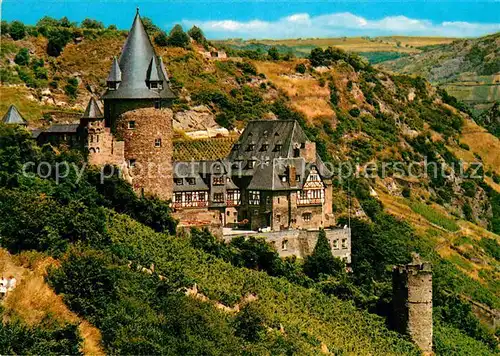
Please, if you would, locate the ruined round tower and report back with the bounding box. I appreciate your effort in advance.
[100,9,176,200]
[392,255,433,354]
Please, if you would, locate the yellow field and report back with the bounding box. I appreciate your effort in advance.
[459,119,500,175]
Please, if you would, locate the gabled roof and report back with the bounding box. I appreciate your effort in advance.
[82,97,103,119]
[2,105,27,125]
[102,10,175,100]
[146,55,161,82]
[107,57,122,82]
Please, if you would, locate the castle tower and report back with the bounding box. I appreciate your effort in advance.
[392,255,433,354]
[101,9,176,129]
[2,105,28,126]
[100,10,175,200]
[81,97,105,164]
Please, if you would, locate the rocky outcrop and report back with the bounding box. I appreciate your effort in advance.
[173,105,219,132]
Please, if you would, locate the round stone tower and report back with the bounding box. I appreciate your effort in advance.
[392,255,433,354]
[117,107,173,200]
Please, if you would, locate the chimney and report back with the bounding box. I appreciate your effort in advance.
[301,141,316,162]
[289,165,297,187]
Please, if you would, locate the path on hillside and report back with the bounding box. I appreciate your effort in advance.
[0,249,104,355]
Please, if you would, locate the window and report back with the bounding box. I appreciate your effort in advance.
[128,159,136,168]
[247,144,255,151]
[213,176,224,185]
[90,135,94,143]
[174,193,182,203]
[213,193,224,203]
[185,192,193,203]
[175,178,183,185]
[108,82,117,90]
[342,238,348,249]
[276,214,281,222]
[227,211,230,216]
[249,190,260,205]
[294,148,300,157]
[274,144,282,152]
[128,121,136,129]
[199,192,206,201]
[303,213,312,221]
[186,178,195,185]
[247,160,256,169]
[232,144,240,150]
[150,82,158,89]
[296,175,300,182]
[300,142,306,148]
[282,239,288,251]
[332,239,339,250]
[260,144,268,151]
[281,175,287,182]
[154,100,160,109]
[96,135,99,143]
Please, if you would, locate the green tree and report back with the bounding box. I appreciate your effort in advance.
[46,28,72,56]
[154,31,169,47]
[14,48,30,66]
[9,21,26,40]
[36,16,59,28]
[166,24,190,48]
[268,46,280,60]
[64,77,78,99]
[0,21,10,35]
[81,18,104,29]
[107,24,117,31]
[141,17,161,34]
[303,229,345,280]
[59,16,76,28]
[187,25,207,45]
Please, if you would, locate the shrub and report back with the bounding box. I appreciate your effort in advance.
[236,61,257,76]
[459,142,470,151]
[14,48,30,66]
[187,26,208,46]
[295,63,306,74]
[46,28,72,56]
[9,21,26,40]
[80,18,104,29]
[349,108,361,117]
[461,181,476,198]
[267,46,280,60]
[64,77,78,99]
[154,31,168,46]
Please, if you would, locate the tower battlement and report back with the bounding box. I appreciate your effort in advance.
[392,256,433,354]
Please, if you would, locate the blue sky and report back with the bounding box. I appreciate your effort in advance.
[2,1,499,39]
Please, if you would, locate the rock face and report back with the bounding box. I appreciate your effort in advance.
[173,105,220,132]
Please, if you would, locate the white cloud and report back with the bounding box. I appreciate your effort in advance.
[181,12,500,39]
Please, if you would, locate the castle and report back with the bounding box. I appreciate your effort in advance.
[2,10,351,263]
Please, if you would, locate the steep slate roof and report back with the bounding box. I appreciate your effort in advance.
[2,105,28,125]
[107,57,122,82]
[227,120,332,190]
[43,124,80,133]
[82,97,103,119]
[102,10,175,100]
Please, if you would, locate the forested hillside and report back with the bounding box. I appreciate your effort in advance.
[0,17,499,354]
[379,32,500,114]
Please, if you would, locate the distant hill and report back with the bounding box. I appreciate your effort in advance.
[378,33,500,114]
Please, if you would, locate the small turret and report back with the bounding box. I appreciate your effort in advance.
[146,55,163,89]
[107,57,122,90]
[2,105,28,126]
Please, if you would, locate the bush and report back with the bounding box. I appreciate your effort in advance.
[46,28,72,56]
[81,18,104,29]
[14,48,30,66]
[9,21,26,40]
[349,108,361,117]
[295,63,306,74]
[154,31,168,47]
[267,46,280,60]
[187,25,208,46]
[64,77,78,99]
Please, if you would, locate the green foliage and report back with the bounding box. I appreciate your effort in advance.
[476,102,499,138]
[329,82,338,106]
[479,238,500,261]
[234,303,267,342]
[153,31,168,47]
[187,25,208,48]
[46,27,72,57]
[81,18,104,29]
[64,77,78,99]
[309,46,369,71]
[14,48,30,66]
[236,60,257,75]
[437,87,472,116]
[9,21,26,41]
[141,17,161,34]
[295,63,306,74]
[167,24,190,48]
[267,46,280,60]
[0,313,82,355]
[461,181,477,198]
[407,201,460,232]
[303,229,345,280]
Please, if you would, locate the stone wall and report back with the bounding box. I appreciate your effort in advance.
[104,99,173,131]
[392,261,433,353]
[116,107,173,200]
[222,228,351,262]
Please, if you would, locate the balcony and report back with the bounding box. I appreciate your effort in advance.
[226,200,241,207]
[297,198,323,206]
[172,201,209,208]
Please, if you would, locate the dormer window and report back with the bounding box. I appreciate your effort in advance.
[108,82,118,90]
[149,81,162,89]
[247,144,255,151]
[175,178,183,185]
[248,160,256,169]
[274,144,282,152]
[260,143,269,151]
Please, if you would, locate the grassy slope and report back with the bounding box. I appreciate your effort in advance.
[0,249,104,355]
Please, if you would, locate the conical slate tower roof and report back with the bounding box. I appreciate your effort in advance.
[2,105,28,125]
[102,10,175,100]
[107,57,122,82]
[83,97,103,119]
